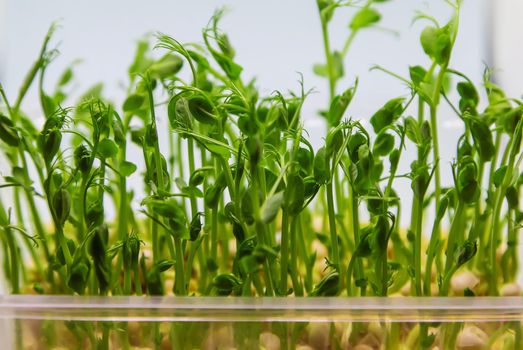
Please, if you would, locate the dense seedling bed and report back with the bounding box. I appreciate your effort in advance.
[0,0,522,348]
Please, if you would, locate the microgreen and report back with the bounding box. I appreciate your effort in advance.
[0,1,522,348]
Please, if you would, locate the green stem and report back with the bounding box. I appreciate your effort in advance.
[424,215,445,296]
[429,67,446,206]
[289,215,303,296]
[349,190,365,296]
[326,181,340,289]
[440,201,465,295]
[174,237,186,295]
[320,20,336,101]
[251,166,275,296]
[414,194,424,296]
[133,261,142,296]
[280,210,289,295]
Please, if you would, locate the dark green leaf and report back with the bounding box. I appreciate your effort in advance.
[53,189,71,227]
[187,95,216,125]
[455,240,477,268]
[313,147,330,184]
[469,118,494,162]
[284,174,305,216]
[493,166,507,188]
[311,271,339,296]
[373,131,395,156]
[370,98,404,133]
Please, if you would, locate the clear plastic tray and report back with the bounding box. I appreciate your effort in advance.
[1,295,522,349]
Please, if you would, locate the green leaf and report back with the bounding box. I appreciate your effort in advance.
[168,96,192,130]
[318,0,335,23]
[331,51,344,80]
[57,67,74,87]
[148,54,183,79]
[350,7,381,30]
[409,65,427,86]
[187,95,216,125]
[213,273,242,296]
[326,128,343,156]
[405,116,423,145]
[123,94,145,112]
[455,240,477,268]
[0,115,20,147]
[189,212,203,241]
[175,177,203,198]
[296,147,313,174]
[311,271,339,296]
[67,258,91,294]
[260,191,284,224]
[370,98,404,133]
[328,85,356,126]
[284,174,305,216]
[420,24,453,65]
[53,189,71,227]
[469,118,494,162]
[98,138,119,159]
[373,131,395,156]
[493,166,507,188]
[208,48,243,80]
[457,81,479,113]
[313,63,328,77]
[203,142,231,160]
[129,40,152,79]
[313,147,330,184]
[204,184,225,208]
[120,161,137,177]
[189,168,206,186]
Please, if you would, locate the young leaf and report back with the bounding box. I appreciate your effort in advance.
[53,189,71,227]
[455,240,477,268]
[328,84,356,126]
[148,54,183,79]
[168,96,193,130]
[284,174,305,216]
[187,95,217,125]
[67,257,91,294]
[370,98,404,133]
[120,161,137,177]
[313,147,330,184]
[457,81,479,113]
[409,65,427,86]
[213,273,242,296]
[350,7,381,31]
[373,131,395,156]
[420,23,453,65]
[98,138,119,159]
[469,118,494,162]
[0,115,21,147]
[189,212,203,241]
[311,271,339,296]
[123,94,145,112]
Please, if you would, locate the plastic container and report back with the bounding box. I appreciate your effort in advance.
[1,295,522,349]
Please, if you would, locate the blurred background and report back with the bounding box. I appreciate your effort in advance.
[0,0,521,225]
